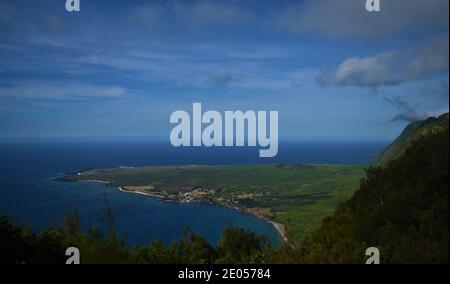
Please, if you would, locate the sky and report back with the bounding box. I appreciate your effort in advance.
[0,0,448,141]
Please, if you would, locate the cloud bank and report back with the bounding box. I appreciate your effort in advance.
[319,37,449,88]
[383,96,430,122]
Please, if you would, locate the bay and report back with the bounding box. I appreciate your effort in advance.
[0,140,387,246]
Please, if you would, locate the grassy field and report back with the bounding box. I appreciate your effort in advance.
[67,164,365,243]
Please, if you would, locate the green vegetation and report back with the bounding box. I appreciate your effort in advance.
[375,113,449,167]
[2,114,448,264]
[63,164,365,243]
[300,129,449,263]
[0,213,271,264]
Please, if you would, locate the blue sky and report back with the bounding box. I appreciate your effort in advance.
[0,0,448,141]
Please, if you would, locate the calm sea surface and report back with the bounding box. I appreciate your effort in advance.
[0,140,387,246]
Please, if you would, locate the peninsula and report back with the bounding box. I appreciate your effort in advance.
[61,164,365,243]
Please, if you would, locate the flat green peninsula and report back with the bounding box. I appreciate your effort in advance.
[63,164,365,243]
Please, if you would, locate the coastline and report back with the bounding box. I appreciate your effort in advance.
[117,185,288,243]
[244,208,288,243]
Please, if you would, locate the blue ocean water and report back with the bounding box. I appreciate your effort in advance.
[0,140,387,246]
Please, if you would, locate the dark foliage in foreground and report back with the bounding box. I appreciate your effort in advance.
[1,130,448,264]
[0,213,271,264]
[299,130,449,264]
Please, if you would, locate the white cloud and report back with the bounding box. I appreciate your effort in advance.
[319,36,449,87]
[383,96,449,123]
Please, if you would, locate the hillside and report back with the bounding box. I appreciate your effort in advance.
[375,113,449,166]
[3,117,449,264]
[300,128,449,263]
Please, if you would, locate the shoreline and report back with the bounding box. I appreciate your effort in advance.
[117,185,288,243]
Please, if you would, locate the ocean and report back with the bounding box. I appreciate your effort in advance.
[0,140,387,246]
